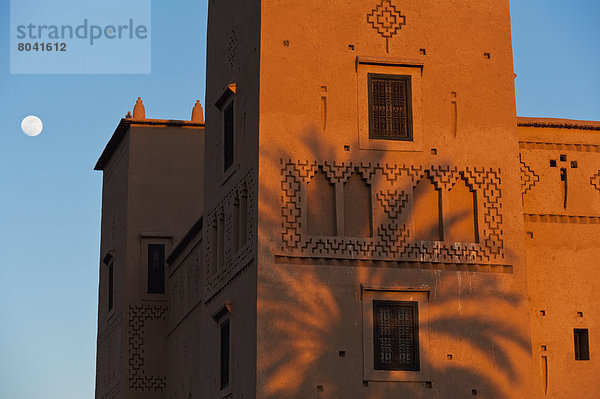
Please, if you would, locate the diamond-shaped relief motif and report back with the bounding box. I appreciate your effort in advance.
[367,0,406,39]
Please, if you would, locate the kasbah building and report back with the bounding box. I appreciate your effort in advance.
[92,1,600,398]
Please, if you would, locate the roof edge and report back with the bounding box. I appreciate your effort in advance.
[517,117,600,131]
[94,118,205,171]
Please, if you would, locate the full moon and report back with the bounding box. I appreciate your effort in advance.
[21,115,43,137]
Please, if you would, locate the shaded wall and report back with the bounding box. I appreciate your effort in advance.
[95,122,204,399]
[519,120,600,398]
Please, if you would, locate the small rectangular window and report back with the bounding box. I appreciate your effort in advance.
[574,329,590,360]
[368,74,413,141]
[373,300,419,371]
[147,244,165,294]
[223,101,234,172]
[108,260,114,311]
[220,319,231,390]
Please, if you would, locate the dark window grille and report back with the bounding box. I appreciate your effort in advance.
[574,329,590,360]
[224,101,234,172]
[147,244,165,294]
[373,300,419,371]
[368,74,413,141]
[108,260,114,311]
[220,319,231,389]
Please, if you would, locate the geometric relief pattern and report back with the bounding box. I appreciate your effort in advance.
[520,158,540,195]
[169,246,203,329]
[204,169,257,299]
[226,30,237,70]
[280,160,504,264]
[367,0,406,39]
[128,305,167,391]
[590,170,600,193]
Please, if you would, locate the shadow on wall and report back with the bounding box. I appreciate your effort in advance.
[255,125,528,398]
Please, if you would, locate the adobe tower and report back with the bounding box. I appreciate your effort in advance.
[196,0,533,397]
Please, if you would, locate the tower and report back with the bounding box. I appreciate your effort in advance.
[94,107,204,398]
[195,0,533,397]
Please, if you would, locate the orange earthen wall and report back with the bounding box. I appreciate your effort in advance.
[256,0,532,397]
[519,121,600,398]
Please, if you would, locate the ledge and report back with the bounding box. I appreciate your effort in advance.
[517,117,600,131]
[274,255,513,274]
[356,56,424,71]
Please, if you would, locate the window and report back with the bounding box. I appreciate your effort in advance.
[147,244,165,294]
[223,101,234,172]
[368,74,413,141]
[362,289,429,382]
[574,329,590,360]
[373,300,419,371]
[220,319,231,390]
[108,259,114,311]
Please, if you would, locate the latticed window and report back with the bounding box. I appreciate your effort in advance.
[373,300,419,371]
[368,74,412,140]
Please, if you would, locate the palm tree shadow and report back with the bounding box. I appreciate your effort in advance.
[256,127,531,398]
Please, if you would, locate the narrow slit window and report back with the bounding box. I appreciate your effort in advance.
[220,319,231,390]
[147,244,165,294]
[574,329,590,361]
[223,101,235,172]
[368,74,413,141]
[373,300,420,371]
[108,260,114,311]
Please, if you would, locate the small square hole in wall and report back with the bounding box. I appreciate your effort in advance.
[472,389,478,395]
[344,145,350,152]
[425,381,432,389]
[348,44,355,51]
[483,52,490,59]
[431,148,438,155]
[541,345,547,351]
[540,310,546,316]
[419,48,427,55]
[577,311,584,317]
[571,161,578,168]
[560,154,567,162]
[283,40,290,47]
[447,354,453,360]
[316,385,324,392]
[338,350,346,357]
[550,160,557,167]
[363,381,369,388]
[526,231,534,239]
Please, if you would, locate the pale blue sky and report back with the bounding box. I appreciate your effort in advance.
[0,1,598,398]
